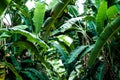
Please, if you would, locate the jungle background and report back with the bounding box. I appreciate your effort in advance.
[0,0,120,80]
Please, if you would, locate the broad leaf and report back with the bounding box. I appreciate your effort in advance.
[0,28,48,49]
[52,42,68,64]
[96,0,107,35]
[11,25,28,30]
[33,2,46,34]
[12,41,43,63]
[88,16,120,66]
[66,45,88,64]
[42,0,71,41]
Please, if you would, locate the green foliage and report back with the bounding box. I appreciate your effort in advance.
[0,0,120,80]
[33,2,46,34]
[107,4,120,21]
[66,45,87,64]
[96,0,107,35]
[88,16,120,66]
[42,0,71,41]
[52,17,82,36]
[0,28,48,49]
[5,62,23,80]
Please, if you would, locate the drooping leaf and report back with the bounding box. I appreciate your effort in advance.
[96,0,107,35]
[80,44,94,58]
[42,0,71,41]
[5,62,23,80]
[66,45,88,64]
[12,40,51,70]
[12,41,45,63]
[12,41,39,54]
[11,25,28,30]
[52,42,68,64]
[0,28,48,49]
[51,17,82,36]
[0,32,11,38]
[33,2,46,34]
[21,71,37,80]
[57,39,72,53]
[88,16,120,66]
[24,68,49,80]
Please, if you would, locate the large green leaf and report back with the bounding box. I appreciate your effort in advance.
[52,42,68,64]
[33,2,46,34]
[12,40,51,70]
[12,41,44,62]
[66,45,88,64]
[88,16,120,66]
[11,25,28,30]
[42,0,71,41]
[0,28,48,49]
[96,0,107,35]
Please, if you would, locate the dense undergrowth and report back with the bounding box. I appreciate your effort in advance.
[0,0,120,80]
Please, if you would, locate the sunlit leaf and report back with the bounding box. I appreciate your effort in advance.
[0,28,48,49]
[52,17,82,36]
[33,2,46,34]
[11,25,28,30]
[96,0,107,35]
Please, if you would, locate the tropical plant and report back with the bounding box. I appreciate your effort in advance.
[0,0,120,80]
